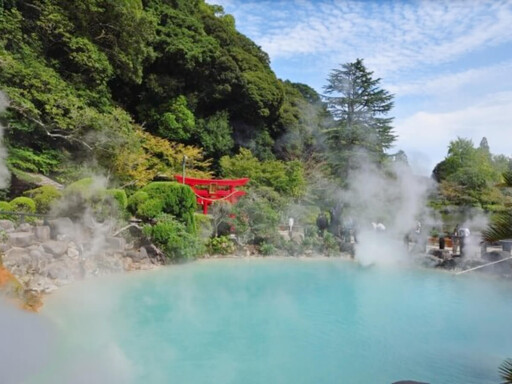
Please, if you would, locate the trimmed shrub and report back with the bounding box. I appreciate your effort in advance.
[9,197,36,222]
[137,198,164,220]
[127,191,149,214]
[143,214,203,261]
[9,197,36,213]
[106,189,128,209]
[64,177,96,198]
[23,185,62,213]
[0,201,13,220]
[134,182,197,233]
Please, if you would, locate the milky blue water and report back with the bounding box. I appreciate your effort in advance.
[33,259,512,384]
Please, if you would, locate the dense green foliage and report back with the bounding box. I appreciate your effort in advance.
[133,182,197,233]
[143,214,203,261]
[23,185,62,213]
[220,148,306,198]
[0,0,324,188]
[207,235,236,255]
[431,137,512,210]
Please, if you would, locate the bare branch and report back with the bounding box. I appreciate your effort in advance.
[8,104,93,150]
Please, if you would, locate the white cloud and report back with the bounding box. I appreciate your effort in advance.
[395,91,512,170]
[213,0,512,78]
[389,60,512,97]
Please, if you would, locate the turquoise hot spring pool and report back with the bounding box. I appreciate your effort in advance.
[19,259,512,383]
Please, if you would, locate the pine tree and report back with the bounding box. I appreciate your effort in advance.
[323,58,395,177]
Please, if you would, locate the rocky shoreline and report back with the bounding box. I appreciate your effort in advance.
[0,218,160,311]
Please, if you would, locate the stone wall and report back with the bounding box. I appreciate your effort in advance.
[0,218,156,294]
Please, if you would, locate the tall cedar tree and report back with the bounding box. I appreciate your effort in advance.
[323,59,395,178]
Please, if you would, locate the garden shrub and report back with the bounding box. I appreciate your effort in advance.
[136,198,164,220]
[9,197,36,213]
[322,232,340,256]
[9,197,36,222]
[23,185,62,213]
[63,177,96,198]
[106,189,128,209]
[259,242,276,256]
[207,235,236,255]
[0,201,13,220]
[143,214,203,261]
[133,182,197,233]
[127,191,149,214]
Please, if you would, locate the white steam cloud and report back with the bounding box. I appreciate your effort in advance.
[0,91,11,189]
[339,153,436,266]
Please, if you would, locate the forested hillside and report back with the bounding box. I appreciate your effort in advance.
[0,0,323,190]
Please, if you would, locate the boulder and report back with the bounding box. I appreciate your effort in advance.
[17,223,33,232]
[127,247,149,262]
[0,219,15,232]
[34,225,51,242]
[67,245,80,259]
[41,240,68,257]
[27,275,58,293]
[43,262,71,281]
[48,217,73,238]
[106,237,126,251]
[4,247,31,265]
[7,232,36,248]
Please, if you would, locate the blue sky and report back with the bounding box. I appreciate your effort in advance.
[207,0,512,173]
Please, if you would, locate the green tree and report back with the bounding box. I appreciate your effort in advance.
[323,58,395,177]
[220,148,306,198]
[432,137,503,209]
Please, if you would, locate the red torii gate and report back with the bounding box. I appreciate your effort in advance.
[174,175,249,214]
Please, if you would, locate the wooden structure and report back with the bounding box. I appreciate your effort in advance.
[174,175,249,214]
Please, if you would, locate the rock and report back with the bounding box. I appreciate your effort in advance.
[95,253,124,274]
[67,246,80,259]
[48,217,73,239]
[34,225,51,241]
[41,240,68,257]
[0,220,15,232]
[4,247,31,264]
[17,223,33,232]
[7,232,36,247]
[27,275,58,293]
[3,247,32,277]
[106,237,126,251]
[43,262,71,281]
[127,247,149,262]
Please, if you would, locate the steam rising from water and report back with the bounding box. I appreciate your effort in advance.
[340,153,436,265]
[0,91,11,188]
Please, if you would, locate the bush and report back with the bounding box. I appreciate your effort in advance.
[136,198,164,220]
[0,201,13,220]
[106,189,128,209]
[132,182,197,233]
[9,197,36,213]
[127,191,149,214]
[143,214,203,261]
[9,197,36,223]
[64,177,96,198]
[259,242,276,256]
[23,185,62,213]
[322,232,340,256]
[207,236,236,255]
